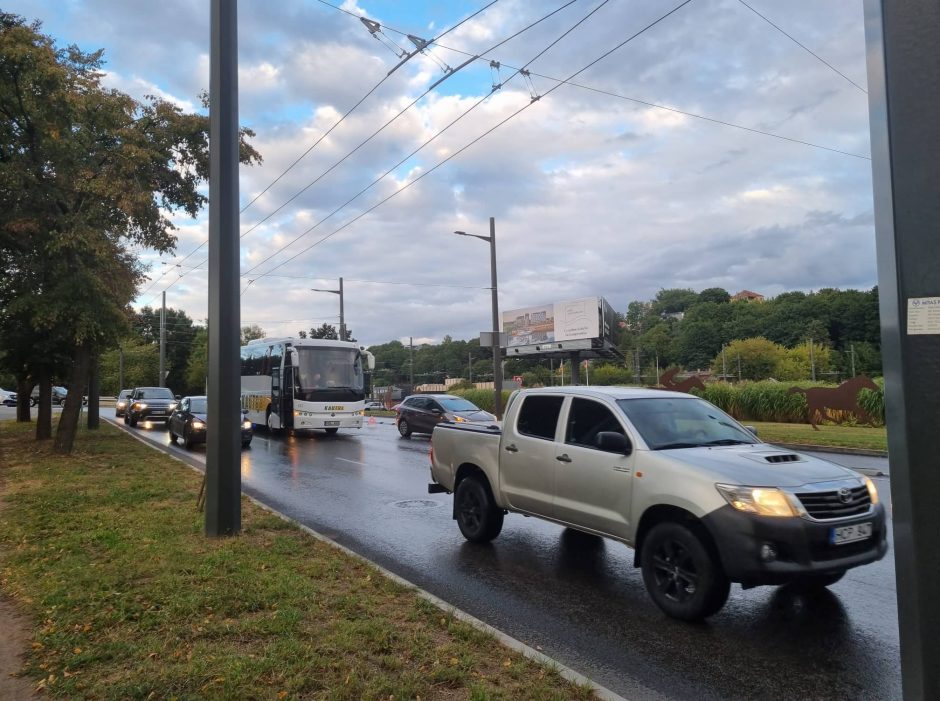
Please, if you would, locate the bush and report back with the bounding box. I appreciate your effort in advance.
[449,388,513,414]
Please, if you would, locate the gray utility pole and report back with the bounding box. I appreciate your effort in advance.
[849,343,856,377]
[409,337,414,387]
[866,2,940,697]
[809,337,816,381]
[310,277,345,340]
[206,0,241,538]
[159,291,166,387]
[454,217,503,417]
[722,345,728,380]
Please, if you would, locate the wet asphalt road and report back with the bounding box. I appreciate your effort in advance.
[104,414,900,701]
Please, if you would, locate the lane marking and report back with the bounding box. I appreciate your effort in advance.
[334,457,366,467]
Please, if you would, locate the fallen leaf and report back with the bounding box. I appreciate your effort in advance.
[277,692,288,699]
[503,659,512,667]
[73,647,82,654]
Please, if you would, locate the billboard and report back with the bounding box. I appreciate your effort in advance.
[502,296,611,348]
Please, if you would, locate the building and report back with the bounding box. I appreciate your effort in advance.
[731,290,765,303]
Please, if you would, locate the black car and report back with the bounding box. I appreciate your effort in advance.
[168,395,253,450]
[114,389,134,418]
[124,387,178,427]
[395,394,495,438]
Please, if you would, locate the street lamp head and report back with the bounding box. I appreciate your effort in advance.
[310,287,340,295]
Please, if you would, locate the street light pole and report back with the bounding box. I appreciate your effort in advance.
[311,277,345,340]
[454,217,503,418]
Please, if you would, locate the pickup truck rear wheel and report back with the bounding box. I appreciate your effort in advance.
[455,477,504,543]
[641,521,730,621]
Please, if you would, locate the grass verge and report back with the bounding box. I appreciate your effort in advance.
[750,421,887,452]
[0,420,596,700]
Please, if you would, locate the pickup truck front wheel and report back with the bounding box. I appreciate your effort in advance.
[455,477,504,543]
[641,521,730,621]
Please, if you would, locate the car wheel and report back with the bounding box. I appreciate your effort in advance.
[123,413,129,425]
[640,521,730,621]
[183,427,194,450]
[241,440,252,449]
[455,476,504,543]
[787,571,846,591]
[324,427,339,435]
[397,418,412,438]
[129,414,138,428]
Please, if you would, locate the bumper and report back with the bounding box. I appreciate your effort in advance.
[134,408,171,422]
[292,413,363,430]
[187,427,253,444]
[702,502,889,585]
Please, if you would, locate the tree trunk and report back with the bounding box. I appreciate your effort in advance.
[87,352,100,430]
[36,374,52,440]
[15,374,32,422]
[54,344,92,454]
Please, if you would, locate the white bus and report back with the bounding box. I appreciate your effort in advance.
[240,337,375,434]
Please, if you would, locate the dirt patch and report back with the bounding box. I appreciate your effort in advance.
[0,595,38,700]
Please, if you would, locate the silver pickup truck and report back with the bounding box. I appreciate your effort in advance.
[428,386,887,620]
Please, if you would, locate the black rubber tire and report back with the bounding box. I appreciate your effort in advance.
[455,476,504,543]
[168,428,177,444]
[241,440,252,449]
[183,428,194,450]
[640,521,730,621]
[129,414,138,428]
[324,427,339,435]
[123,413,129,425]
[788,571,846,591]
[397,418,412,438]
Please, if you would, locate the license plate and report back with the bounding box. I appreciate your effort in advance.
[830,522,873,545]
[324,420,340,427]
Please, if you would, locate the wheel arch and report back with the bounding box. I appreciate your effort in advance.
[633,504,722,571]
[452,463,493,519]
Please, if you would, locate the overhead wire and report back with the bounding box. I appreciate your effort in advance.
[241,0,696,290]
[239,0,606,283]
[735,0,867,94]
[137,0,502,303]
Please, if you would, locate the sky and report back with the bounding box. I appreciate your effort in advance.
[6,0,877,347]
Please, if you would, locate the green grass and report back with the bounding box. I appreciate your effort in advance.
[0,420,597,700]
[750,421,888,452]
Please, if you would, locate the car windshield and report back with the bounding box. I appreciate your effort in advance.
[439,397,482,412]
[189,398,207,413]
[120,391,133,399]
[616,397,758,450]
[137,388,174,399]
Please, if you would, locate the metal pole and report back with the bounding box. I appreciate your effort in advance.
[722,345,728,380]
[865,2,940,696]
[206,0,241,537]
[338,276,345,340]
[809,337,816,381]
[737,355,742,382]
[550,357,554,385]
[409,336,414,388]
[850,343,857,377]
[160,291,166,387]
[468,352,472,383]
[489,217,503,418]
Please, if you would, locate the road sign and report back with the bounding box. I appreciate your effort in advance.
[512,375,523,384]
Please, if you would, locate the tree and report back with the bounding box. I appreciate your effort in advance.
[710,337,786,381]
[241,324,266,344]
[309,323,338,340]
[698,287,731,305]
[135,306,197,392]
[185,327,208,394]
[0,14,261,452]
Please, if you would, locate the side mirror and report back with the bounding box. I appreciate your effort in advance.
[745,425,758,437]
[596,431,633,455]
[431,407,443,414]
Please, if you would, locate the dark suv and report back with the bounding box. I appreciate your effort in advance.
[124,387,178,427]
[396,394,495,438]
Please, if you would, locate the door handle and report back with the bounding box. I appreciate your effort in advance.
[556,454,572,463]
[505,444,519,453]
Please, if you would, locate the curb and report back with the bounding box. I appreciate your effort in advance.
[104,419,631,701]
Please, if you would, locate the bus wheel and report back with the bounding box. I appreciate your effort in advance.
[266,410,279,433]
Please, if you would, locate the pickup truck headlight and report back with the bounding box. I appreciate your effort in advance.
[715,484,804,518]
[133,402,147,410]
[864,476,879,505]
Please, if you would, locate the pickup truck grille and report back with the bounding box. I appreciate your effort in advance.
[795,486,871,520]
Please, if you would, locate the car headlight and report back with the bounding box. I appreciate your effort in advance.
[191,420,206,429]
[168,403,177,411]
[117,401,126,408]
[134,402,147,410]
[715,484,804,517]
[864,476,880,505]
[453,415,467,422]
[242,420,252,429]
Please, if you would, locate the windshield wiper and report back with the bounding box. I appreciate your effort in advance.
[655,442,703,450]
[702,438,753,446]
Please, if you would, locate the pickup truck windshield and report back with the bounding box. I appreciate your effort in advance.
[616,397,758,450]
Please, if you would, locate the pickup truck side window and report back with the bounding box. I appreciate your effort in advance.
[516,395,564,440]
[565,398,626,451]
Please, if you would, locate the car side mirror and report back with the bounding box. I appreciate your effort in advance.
[431,408,443,414]
[745,425,758,437]
[596,431,633,455]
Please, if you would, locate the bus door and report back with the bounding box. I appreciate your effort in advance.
[281,365,295,428]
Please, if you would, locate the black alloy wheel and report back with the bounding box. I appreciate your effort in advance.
[397,418,412,438]
[641,521,730,621]
[128,413,138,427]
[454,476,504,543]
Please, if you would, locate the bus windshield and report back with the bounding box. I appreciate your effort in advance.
[294,347,364,401]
